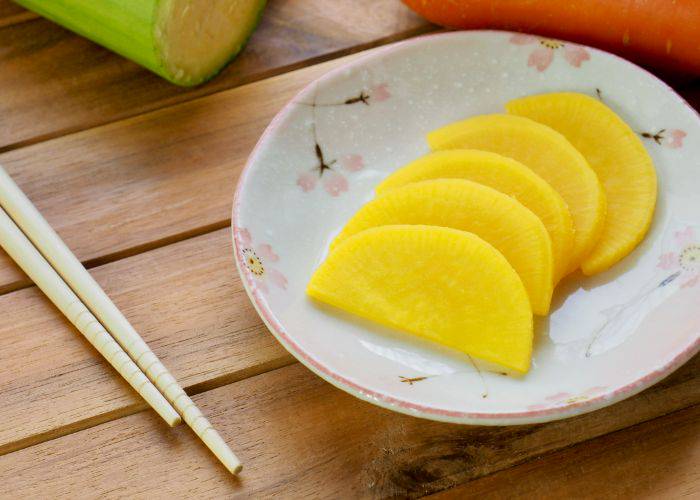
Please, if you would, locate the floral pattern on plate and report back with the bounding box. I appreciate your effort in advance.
[640,128,687,148]
[295,84,389,196]
[238,228,287,295]
[510,34,590,71]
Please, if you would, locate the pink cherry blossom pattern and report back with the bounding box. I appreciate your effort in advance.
[297,171,317,192]
[528,46,554,71]
[666,129,687,149]
[657,225,700,288]
[509,34,590,72]
[340,154,365,172]
[679,241,700,286]
[298,147,362,197]
[657,252,677,270]
[641,128,687,149]
[510,33,538,45]
[237,228,287,294]
[563,45,591,67]
[370,83,391,102]
[322,171,349,197]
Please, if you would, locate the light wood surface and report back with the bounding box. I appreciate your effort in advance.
[0,229,291,455]
[0,0,697,497]
[0,0,431,151]
[0,204,180,427]
[0,166,242,474]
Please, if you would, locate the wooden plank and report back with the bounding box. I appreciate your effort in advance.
[0,1,35,29]
[0,228,293,455]
[0,0,432,150]
[0,53,356,294]
[429,405,700,499]
[0,357,697,498]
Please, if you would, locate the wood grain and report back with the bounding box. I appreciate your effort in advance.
[0,54,356,294]
[0,357,696,498]
[429,405,700,499]
[0,0,432,150]
[0,1,34,29]
[0,228,292,455]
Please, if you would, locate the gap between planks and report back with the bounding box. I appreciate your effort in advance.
[0,0,36,28]
[0,355,298,458]
[0,10,36,28]
[0,219,231,297]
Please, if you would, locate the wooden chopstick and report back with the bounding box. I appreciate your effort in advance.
[0,205,181,426]
[0,166,243,475]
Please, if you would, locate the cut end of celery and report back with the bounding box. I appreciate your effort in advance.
[155,0,266,87]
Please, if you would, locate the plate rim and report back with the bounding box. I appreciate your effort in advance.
[231,29,700,425]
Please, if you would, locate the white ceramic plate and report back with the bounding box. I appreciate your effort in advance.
[232,31,700,425]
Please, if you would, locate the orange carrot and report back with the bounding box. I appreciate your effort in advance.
[402,0,700,74]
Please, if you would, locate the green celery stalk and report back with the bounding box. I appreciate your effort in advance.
[14,0,267,86]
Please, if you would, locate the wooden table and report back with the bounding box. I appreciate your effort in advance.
[0,1,698,497]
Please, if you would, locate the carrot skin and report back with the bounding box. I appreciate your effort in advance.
[402,0,700,74]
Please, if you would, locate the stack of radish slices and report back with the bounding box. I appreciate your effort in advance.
[308,92,657,375]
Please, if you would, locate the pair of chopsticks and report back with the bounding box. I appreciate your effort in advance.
[0,166,242,474]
